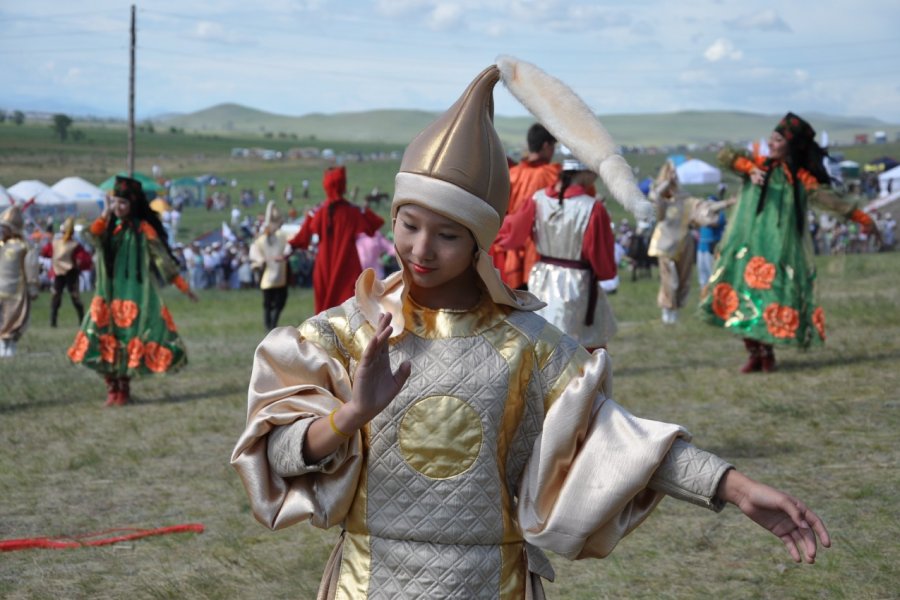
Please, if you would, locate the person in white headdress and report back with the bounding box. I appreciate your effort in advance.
[231,57,830,599]
[249,201,291,330]
[0,204,40,357]
[496,152,618,349]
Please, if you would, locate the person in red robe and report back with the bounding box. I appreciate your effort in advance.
[491,123,561,289]
[289,166,384,313]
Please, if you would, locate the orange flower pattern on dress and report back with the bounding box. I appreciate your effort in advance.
[711,283,739,320]
[143,342,173,373]
[127,337,145,369]
[744,256,776,290]
[160,306,177,332]
[90,296,110,328]
[68,331,89,363]
[99,334,118,363]
[812,307,826,340]
[763,303,799,339]
[110,299,139,328]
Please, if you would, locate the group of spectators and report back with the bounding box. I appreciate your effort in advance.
[811,209,896,254]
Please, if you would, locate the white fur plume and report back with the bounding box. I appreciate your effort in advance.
[496,55,653,220]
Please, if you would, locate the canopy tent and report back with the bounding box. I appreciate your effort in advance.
[839,160,860,179]
[99,171,162,198]
[8,179,81,224]
[676,158,721,185]
[168,176,206,208]
[666,154,688,167]
[877,164,900,196]
[51,176,105,219]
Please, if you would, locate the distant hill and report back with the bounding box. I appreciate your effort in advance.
[157,103,900,148]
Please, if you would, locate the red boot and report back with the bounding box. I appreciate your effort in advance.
[117,377,131,405]
[740,338,762,373]
[760,344,776,372]
[104,376,120,407]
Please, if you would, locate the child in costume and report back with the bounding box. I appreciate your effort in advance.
[249,201,291,330]
[699,112,875,372]
[289,166,385,313]
[41,216,91,328]
[0,204,40,358]
[67,176,198,406]
[647,161,735,324]
[232,58,830,599]
[495,155,618,350]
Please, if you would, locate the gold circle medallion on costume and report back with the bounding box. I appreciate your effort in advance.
[398,395,483,479]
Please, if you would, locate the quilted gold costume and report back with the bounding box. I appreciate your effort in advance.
[232,271,735,599]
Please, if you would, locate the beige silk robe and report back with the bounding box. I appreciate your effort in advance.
[231,270,693,599]
[250,230,291,290]
[0,237,38,341]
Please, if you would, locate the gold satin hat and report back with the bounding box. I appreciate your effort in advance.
[263,201,283,231]
[392,65,510,251]
[0,204,24,236]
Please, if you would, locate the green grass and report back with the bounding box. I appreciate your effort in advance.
[1,250,898,599]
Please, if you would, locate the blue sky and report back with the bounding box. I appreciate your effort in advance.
[1,0,899,123]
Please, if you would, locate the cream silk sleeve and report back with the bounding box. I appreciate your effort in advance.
[230,325,363,531]
[516,349,689,560]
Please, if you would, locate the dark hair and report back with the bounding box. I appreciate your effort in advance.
[103,196,177,284]
[527,123,556,154]
[757,125,832,234]
[556,170,577,206]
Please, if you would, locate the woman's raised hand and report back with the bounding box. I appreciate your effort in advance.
[349,312,411,424]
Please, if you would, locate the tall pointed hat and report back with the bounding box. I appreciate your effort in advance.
[263,201,283,232]
[0,204,25,237]
[388,64,544,314]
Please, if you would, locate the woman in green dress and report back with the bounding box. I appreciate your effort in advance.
[699,112,875,373]
[68,176,197,405]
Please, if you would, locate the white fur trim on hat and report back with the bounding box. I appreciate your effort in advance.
[392,172,500,250]
[496,55,654,221]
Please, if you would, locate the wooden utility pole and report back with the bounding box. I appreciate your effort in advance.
[127,4,136,176]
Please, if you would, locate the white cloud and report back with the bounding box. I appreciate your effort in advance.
[427,3,464,30]
[704,38,743,62]
[725,9,792,32]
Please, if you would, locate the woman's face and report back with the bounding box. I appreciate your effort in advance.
[768,131,788,160]
[393,203,479,309]
[111,196,132,219]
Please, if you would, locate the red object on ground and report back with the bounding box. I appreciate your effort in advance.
[0,523,204,552]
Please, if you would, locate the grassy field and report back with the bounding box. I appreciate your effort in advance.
[2,121,898,598]
[1,248,898,599]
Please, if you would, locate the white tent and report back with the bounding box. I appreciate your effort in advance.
[676,158,721,185]
[8,179,80,222]
[6,179,55,203]
[877,164,900,196]
[51,176,105,219]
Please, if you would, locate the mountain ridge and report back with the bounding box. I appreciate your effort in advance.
[156,102,900,148]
